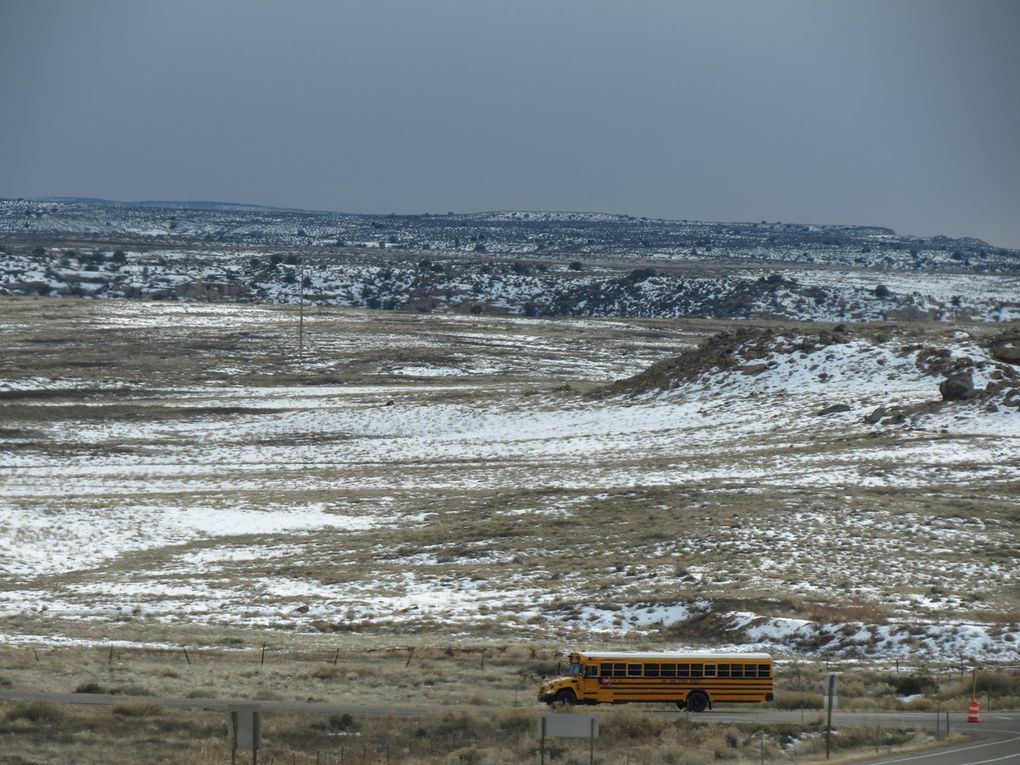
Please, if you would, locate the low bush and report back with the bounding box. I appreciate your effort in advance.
[601,708,667,739]
[310,664,343,680]
[112,700,162,717]
[312,712,358,733]
[976,671,1020,697]
[75,681,107,694]
[892,673,938,696]
[844,697,880,712]
[831,724,914,751]
[494,707,533,735]
[5,702,65,726]
[772,691,823,710]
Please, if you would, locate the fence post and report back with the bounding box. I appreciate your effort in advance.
[825,674,836,759]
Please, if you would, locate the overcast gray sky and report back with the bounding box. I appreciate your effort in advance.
[1,0,1018,247]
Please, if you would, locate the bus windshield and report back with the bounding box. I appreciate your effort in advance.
[567,662,582,676]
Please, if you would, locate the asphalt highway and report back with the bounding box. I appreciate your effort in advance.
[696,709,1020,764]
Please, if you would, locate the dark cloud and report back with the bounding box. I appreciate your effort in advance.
[1,0,1017,246]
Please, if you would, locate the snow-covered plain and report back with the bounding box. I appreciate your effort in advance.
[0,301,1017,660]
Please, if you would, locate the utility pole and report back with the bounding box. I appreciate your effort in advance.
[298,259,305,358]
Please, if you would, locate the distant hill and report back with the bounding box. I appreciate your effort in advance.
[36,196,331,214]
[1,196,1017,323]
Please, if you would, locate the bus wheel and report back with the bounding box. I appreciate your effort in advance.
[686,692,709,713]
[554,689,577,707]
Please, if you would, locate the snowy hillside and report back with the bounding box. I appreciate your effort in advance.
[1,301,1016,660]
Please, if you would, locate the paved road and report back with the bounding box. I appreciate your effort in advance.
[853,715,1019,765]
[1,690,1017,762]
[690,709,1020,764]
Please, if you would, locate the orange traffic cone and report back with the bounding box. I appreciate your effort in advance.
[967,699,980,723]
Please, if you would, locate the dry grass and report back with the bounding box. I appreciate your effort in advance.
[0,696,944,765]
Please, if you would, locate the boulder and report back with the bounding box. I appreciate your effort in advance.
[864,406,892,424]
[990,333,1020,364]
[816,403,851,416]
[940,371,977,401]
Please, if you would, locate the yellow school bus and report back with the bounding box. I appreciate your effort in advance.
[537,651,774,712]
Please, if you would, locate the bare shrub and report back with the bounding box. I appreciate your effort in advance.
[845,697,880,712]
[312,712,358,733]
[772,690,823,710]
[310,664,343,680]
[830,724,913,751]
[494,707,534,735]
[113,684,154,697]
[892,673,937,696]
[422,707,495,742]
[75,681,107,694]
[112,700,162,717]
[5,702,65,726]
[658,746,710,765]
[601,708,667,739]
[975,671,1020,696]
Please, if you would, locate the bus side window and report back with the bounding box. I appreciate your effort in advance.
[717,664,730,678]
[661,664,676,678]
[677,663,690,678]
[644,663,660,678]
[627,664,642,678]
[613,663,627,678]
[691,664,703,678]
[758,664,771,678]
[703,664,716,678]
[730,664,743,678]
[585,665,599,677]
[600,663,612,677]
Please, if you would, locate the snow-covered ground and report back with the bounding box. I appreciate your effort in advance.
[0,301,1017,659]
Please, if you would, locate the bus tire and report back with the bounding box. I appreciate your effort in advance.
[554,689,577,707]
[686,692,709,713]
